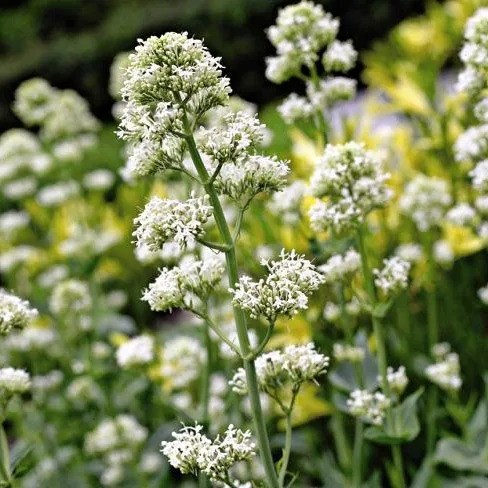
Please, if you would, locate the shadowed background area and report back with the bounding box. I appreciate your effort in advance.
[0,0,425,130]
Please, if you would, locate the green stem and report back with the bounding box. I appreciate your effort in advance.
[330,413,351,473]
[356,225,406,488]
[200,321,211,426]
[278,412,293,487]
[351,420,364,488]
[184,120,280,488]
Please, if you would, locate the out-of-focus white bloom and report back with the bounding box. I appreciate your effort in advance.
[306,77,356,108]
[333,343,365,363]
[59,225,121,258]
[85,415,147,456]
[470,159,488,192]
[2,177,37,200]
[160,336,206,390]
[382,366,408,396]
[265,1,339,83]
[0,246,38,272]
[0,210,30,234]
[37,265,70,289]
[400,175,452,232]
[373,257,410,296]
[394,243,423,264]
[82,169,115,191]
[134,194,212,252]
[309,142,390,233]
[455,125,488,163]
[0,367,30,398]
[66,376,104,405]
[477,283,488,305]
[5,326,56,351]
[36,181,80,207]
[116,335,154,368]
[457,66,485,94]
[139,452,163,474]
[49,279,92,316]
[433,240,455,266]
[31,370,63,393]
[475,195,488,215]
[231,249,324,322]
[0,289,38,335]
[277,93,313,123]
[101,464,124,486]
[13,78,57,125]
[109,52,131,100]
[268,180,307,224]
[323,302,341,322]
[475,98,488,122]
[347,389,391,425]
[345,296,362,316]
[318,249,360,283]
[322,40,357,72]
[230,343,329,395]
[142,255,224,313]
[445,203,477,226]
[425,343,462,392]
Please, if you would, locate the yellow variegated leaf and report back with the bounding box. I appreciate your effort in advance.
[443,224,485,257]
[268,314,312,349]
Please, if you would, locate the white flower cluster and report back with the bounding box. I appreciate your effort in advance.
[425,343,462,392]
[309,142,391,233]
[433,240,455,266]
[268,2,357,123]
[0,246,38,273]
[161,424,255,483]
[0,367,31,403]
[142,255,225,313]
[318,249,361,283]
[160,336,206,390]
[455,125,488,163]
[457,8,488,95]
[333,343,365,363]
[230,343,329,396]
[49,279,92,316]
[116,335,154,369]
[373,257,410,297]
[382,366,409,396]
[133,194,212,252]
[118,32,230,178]
[347,389,391,425]
[14,78,99,160]
[399,175,452,232]
[36,180,80,207]
[470,159,488,192]
[230,249,324,322]
[0,289,38,335]
[268,180,307,225]
[0,210,30,234]
[5,327,56,352]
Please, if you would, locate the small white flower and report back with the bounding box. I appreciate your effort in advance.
[268,180,307,224]
[445,203,477,226]
[0,210,30,234]
[323,302,341,322]
[322,40,357,72]
[49,279,92,316]
[425,343,462,393]
[347,389,391,425]
[433,240,454,266]
[333,343,365,363]
[394,243,423,264]
[477,283,488,305]
[82,169,115,191]
[382,366,409,396]
[470,159,488,192]
[373,257,410,296]
[0,289,38,335]
[318,249,361,283]
[0,367,30,398]
[277,94,313,123]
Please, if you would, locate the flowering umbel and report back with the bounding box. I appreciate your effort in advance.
[0,288,38,335]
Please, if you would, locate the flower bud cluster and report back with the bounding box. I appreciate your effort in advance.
[161,424,255,483]
[133,194,212,252]
[425,343,462,392]
[230,343,329,396]
[318,249,361,283]
[230,249,324,322]
[399,175,452,232]
[373,257,410,297]
[347,389,391,425]
[116,335,155,369]
[309,142,391,233]
[382,366,409,396]
[0,289,38,335]
[142,255,225,313]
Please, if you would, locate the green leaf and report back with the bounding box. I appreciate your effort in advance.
[9,442,33,478]
[372,300,393,319]
[364,388,423,445]
[433,438,488,475]
[439,475,488,488]
[0,425,11,483]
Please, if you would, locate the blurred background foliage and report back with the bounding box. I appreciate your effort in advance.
[0,0,427,130]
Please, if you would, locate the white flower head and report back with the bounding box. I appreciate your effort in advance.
[309,142,391,233]
[382,366,409,396]
[230,249,324,322]
[318,249,361,283]
[470,159,488,192]
[445,203,477,227]
[455,125,488,163]
[277,93,314,123]
[347,389,391,425]
[425,343,462,393]
[478,283,488,305]
[433,240,454,266]
[133,193,212,252]
[49,279,92,316]
[0,367,30,399]
[373,257,410,296]
[322,40,357,72]
[0,289,38,335]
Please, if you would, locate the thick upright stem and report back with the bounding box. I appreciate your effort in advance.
[184,124,280,488]
[356,225,406,488]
